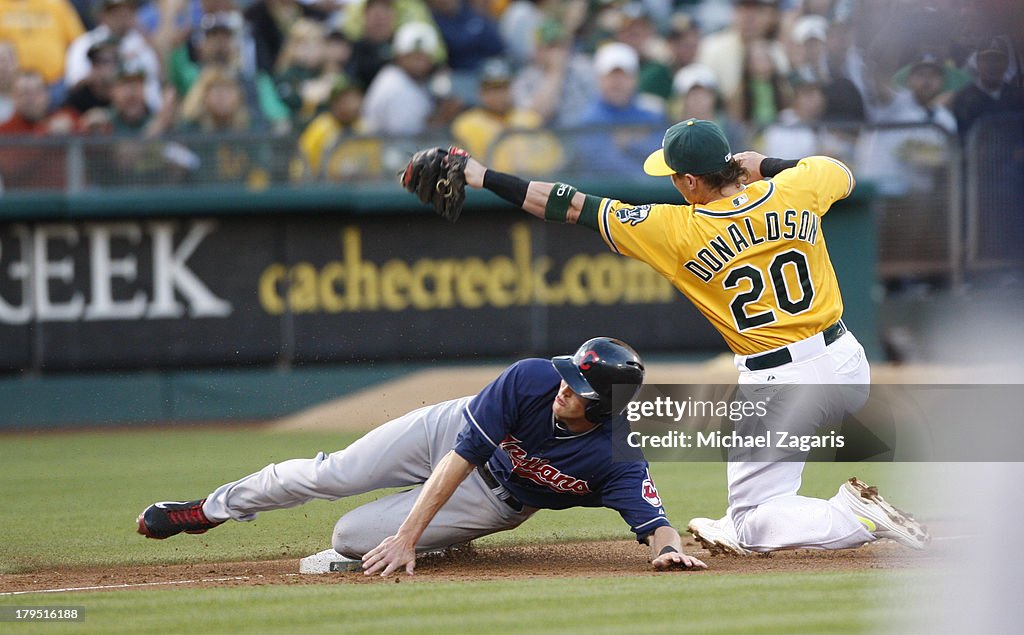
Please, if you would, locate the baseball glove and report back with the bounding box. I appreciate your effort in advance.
[399,146,470,223]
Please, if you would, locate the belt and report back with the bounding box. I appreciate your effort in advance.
[477,464,524,513]
[744,320,847,372]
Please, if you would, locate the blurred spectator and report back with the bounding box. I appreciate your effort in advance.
[510,19,595,129]
[871,56,956,134]
[953,41,1024,136]
[82,64,189,187]
[670,63,746,150]
[65,0,162,112]
[666,13,701,73]
[323,30,354,77]
[762,78,825,158]
[65,39,119,114]
[890,55,971,104]
[576,42,664,178]
[142,0,206,40]
[80,62,174,136]
[179,66,253,132]
[294,76,380,180]
[696,0,788,104]
[614,2,673,115]
[789,14,829,85]
[857,55,957,197]
[498,0,546,68]
[785,14,865,123]
[0,41,19,124]
[362,21,460,135]
[963,34,1019,88]
[0,70,75,189]
[167,11,246,93]
[274,19,330,124]
[0,0,84,85]
[167,12,291,133]
[340,0,436,45]
[244,0,328,74]
[0,71,76,135]
[578,42,662,126]
[350,0,400,88]
[451,57,562,175]
[428,0,503,103]
[428,0,502,73]
[730,38,789,128]
[180,67,275,185]
[821,19,867,98]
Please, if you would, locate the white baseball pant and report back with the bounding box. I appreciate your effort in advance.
[726,329,875,551]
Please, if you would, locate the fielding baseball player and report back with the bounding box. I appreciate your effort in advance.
[137,337,708,575]
[400,119,930,555]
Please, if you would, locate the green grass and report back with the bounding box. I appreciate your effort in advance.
[0,571,932,634]
[0,427,931,633]
[0,427,911,572]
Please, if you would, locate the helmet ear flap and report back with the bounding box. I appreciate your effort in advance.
[584,398,611,424]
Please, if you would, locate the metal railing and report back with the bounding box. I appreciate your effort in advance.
[1,120,1017,286]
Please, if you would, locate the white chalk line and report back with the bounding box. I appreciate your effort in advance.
[0,575,257,596]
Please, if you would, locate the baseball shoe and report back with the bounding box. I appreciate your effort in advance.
[137,499,223,539]
[839,477,930,550]
[687,516,752,556]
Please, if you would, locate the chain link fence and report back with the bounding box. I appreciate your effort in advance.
[965,113,1024,274]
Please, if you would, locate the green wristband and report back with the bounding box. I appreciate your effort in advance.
[544,182,578,222]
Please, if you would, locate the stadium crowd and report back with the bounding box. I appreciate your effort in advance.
[0,0,1019,186]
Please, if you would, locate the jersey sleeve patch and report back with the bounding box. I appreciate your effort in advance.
[614,204,652,226]
[600,463,671,541]
[641,469,662,507]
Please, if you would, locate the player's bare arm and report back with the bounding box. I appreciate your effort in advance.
[647,525,707,571]
[462,156,587,223]
[361,450,476,577]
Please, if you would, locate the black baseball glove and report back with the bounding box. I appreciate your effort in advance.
[399,146,470,223]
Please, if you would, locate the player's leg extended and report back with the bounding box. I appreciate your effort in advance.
[202,396,474,522]
[332,471,535,558]
[727,335,873,551]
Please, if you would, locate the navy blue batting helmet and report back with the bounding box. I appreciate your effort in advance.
[551,337,645,423]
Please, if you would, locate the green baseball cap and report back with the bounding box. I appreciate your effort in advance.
[643,118,733,176]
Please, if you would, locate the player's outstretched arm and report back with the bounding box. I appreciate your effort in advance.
[361,450,476,577]
[647,525,708,571]
[463,156,589,225]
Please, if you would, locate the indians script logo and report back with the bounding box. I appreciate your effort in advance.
[641,470,662,507]
[500,436,591,495]
[615,205,651,226]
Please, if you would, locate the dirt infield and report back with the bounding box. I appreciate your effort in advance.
[0,537,937,595]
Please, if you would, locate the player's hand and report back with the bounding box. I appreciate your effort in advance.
[734,151,767,183]
[362,534,417,577]
[652,550,708,571]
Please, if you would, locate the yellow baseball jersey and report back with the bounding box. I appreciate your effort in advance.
[591,156,855,355]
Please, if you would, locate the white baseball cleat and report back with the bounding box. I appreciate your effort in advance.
[687,516,752,556]
[839,477,930,550]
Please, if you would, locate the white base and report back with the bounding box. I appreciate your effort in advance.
[298,548,362,574]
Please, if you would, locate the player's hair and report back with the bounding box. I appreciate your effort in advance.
[697,159,748,192]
